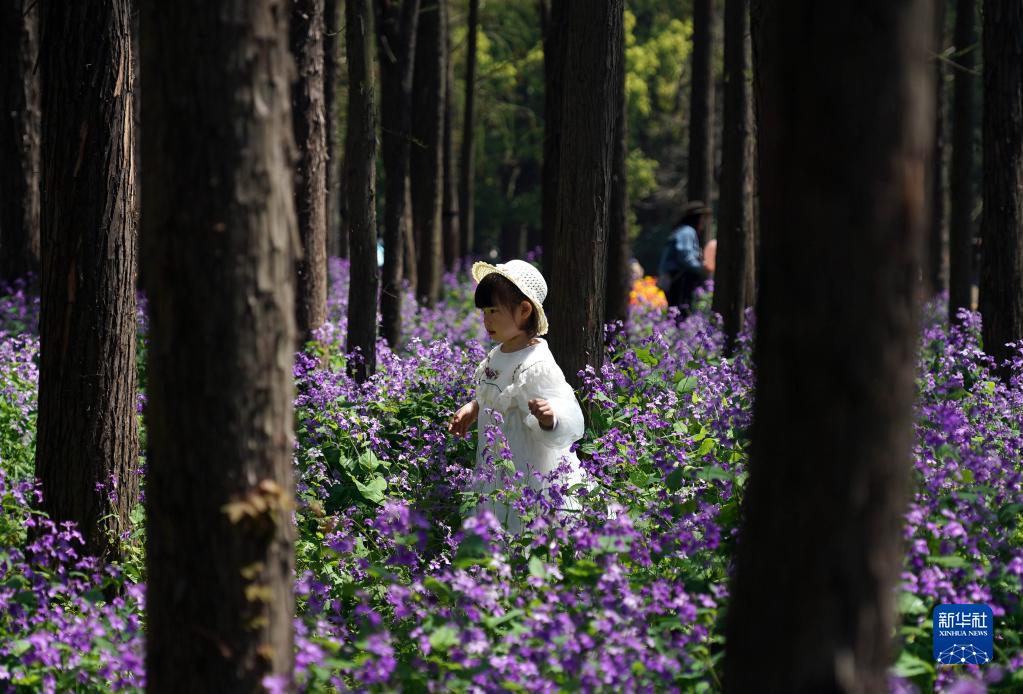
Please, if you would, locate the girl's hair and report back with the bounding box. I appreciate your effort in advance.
[474,273,540,336]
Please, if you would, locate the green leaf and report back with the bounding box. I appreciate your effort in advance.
[665,467,686,491]
[528,555,547,580]
[892,650,934,677]
[484,609,524,630]
[695,438,716,457]
[926,554,968,569]
[354,476,387,504]
[696,465,731,482]
[428,625,460,651]
[897,591,928,616]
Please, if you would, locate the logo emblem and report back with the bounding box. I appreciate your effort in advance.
[933,604,993,665]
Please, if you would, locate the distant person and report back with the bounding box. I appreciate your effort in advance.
[657,201,714,315]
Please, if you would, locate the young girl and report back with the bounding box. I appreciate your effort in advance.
[448,259,587,531]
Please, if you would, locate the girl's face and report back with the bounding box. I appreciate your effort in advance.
[481,301,531,346]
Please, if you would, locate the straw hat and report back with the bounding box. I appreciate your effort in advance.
[471,259,549,336]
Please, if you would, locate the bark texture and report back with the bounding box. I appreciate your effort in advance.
[292,0,328,343]
[979,0,1023,378]
[605,7,630,327]
[35,0,139,560]
[345,0,380,381]
[410,0,445,305]
[442,12,460,274]
[140,1,296,688]
[377,0,420,348]
[724,1,933,690]
[0,0,41,283]
[459,0,479,259]
[540,0,566,272]
[712,0,755,352]
[325,0,342,258]
[546,0,622,388]
[688,0,715,207]
[926,0,949,296]
[949,0,977,319]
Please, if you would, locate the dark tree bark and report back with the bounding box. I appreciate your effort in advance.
[35,0,139,560]
[546,0,622,388]
[325,0,343,258]
[605,9,630,327]
[979,0,1023,379]
[403,175,418,290]
[724,2,933,690]
[410,0,445,305]
[949,0,977,320]
[540,0,566,272]
[377,0,420,348]
[688,0,715,208]
[712,0,755,352]
[499,222,526,261]
[442,8,460,274]
[459,0,479,259]
[140,1,296,689]
[346,0,379,381]
[925,0,949,297]
[292,0,329,342]
[0,0,41,284]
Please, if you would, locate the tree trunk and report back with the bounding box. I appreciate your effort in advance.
[546,0,622,388]
[325,0,343,259]
[377,0,420,349]
[605,11,630,327]
[712,0,755,353]
[925,0,949,297]
[403,174,418,291]
[292,0,329,342]
[35,0,139,561]
[499,222,526,261]
[346,0,380,381]
[724,1,933,690]
[540,0,566,272]
[0,0,41,284]
[979,0,1023,380]
[410,0,445,306]
[459,0,479,259]
[949,0,977,319]
[140,1,296,688]
[688,0,715,208]
[442,12,460,274]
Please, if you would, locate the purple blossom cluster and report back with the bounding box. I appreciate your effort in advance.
[0,269,1020,692]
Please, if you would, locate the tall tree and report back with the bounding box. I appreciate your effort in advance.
[441,6,460,274]
[35,0,139,560]
[546,0,623,388]
[141,1,297,689]
[712,0,755,352]
[540,0,567,272]
[949,0,977,320]
[410,0,445,305]
[979,0,1023,379]
[688,0,716,208]
[0,0,41,284]
[724,1,933,689]
[325,0,343,258]
[292,0,328,343]
[459,0,480,260]
[605,9,630,327]
[346,0,380,381]
[926,0,950,297]
[376,0,420,348]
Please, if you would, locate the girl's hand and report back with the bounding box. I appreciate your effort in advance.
[528,398,556,430]
[448,400,479,438]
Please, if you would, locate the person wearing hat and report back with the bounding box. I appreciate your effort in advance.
[657,201,715,315]
[447,259,587,532]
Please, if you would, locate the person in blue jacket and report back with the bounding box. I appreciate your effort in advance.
[657,201,714,315]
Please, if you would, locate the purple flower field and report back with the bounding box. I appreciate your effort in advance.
[0,261,1021,692]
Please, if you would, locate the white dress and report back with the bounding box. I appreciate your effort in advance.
[472,339,586,531]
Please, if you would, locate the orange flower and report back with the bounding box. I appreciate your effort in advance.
[629,276,667,309]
